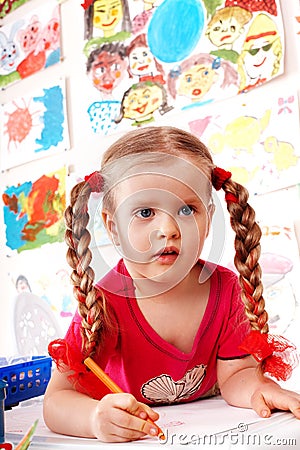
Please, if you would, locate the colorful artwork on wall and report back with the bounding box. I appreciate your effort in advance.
[0,0,30,19]
[0,0,61,87]
[0,79,69,170]
[188,90,300,195]
[80,0,285,135]
[2,167,66,253]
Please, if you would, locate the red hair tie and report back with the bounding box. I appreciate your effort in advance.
[239,330,299,381]
[81,0,94,10]
[225,193,239,204]
[84,171,103,193]
[212,167,232,191]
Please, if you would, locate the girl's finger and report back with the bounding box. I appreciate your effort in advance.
[111,407,159,438]
[251,391,271,418]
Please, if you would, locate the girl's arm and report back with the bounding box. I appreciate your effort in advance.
[217,356,300,419]
[43,368,160,442]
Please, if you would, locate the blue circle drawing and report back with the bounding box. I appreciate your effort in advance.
[147,0,204,63]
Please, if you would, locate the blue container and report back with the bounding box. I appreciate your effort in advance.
[0,356,52,408]
[0,379,7,443]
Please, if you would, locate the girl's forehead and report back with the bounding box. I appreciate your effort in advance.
[110,154,212,205]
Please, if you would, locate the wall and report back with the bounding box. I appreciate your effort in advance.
[1,0,300,356]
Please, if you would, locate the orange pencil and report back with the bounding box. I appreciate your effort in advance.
[84,356,165,440]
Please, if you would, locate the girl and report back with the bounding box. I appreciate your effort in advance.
[44,126,300,442]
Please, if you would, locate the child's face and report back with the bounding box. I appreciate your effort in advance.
[123,85,163,121]
[129,46,156,77]
[243,37,277,80]
[103,156,213,292]
[207,17,242,47]
[93,0,123,32]
[90,50,126,93]
[178,65,217,101]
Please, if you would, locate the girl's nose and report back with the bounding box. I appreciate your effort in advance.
[157,213,180,239]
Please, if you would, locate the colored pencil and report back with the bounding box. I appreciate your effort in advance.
[15,419,38,450]
[84,357,166,440]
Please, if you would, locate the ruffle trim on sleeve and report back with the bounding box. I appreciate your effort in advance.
[48,338,111,399]
[239,330,299,381]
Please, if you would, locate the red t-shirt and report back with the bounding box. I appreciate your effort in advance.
[49,259,250,405]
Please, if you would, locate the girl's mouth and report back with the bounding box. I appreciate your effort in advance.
[154,247,179,264]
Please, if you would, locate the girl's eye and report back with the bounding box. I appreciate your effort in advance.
[179,205,194,216]
[136,208,153,218]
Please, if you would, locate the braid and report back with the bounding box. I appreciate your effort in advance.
[64,179,108,356]
[222,178,269,334]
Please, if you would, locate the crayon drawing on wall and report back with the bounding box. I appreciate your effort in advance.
[0,0,61,88]
[0,79,69,170]
[79,0,284,135]
[2,167,66,254]
[188,90,300,195]
[0,1,30,19]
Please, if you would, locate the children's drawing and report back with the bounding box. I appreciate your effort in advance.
[83,0,132,56]
[131,0,157,35]
[115,80,173,126]
[147,0,205,63]
[127,33,165,84]
[188,91,300,194]
[0,0,30,19]
[167,53,238,109]
[2,167,66,253]
[237,13,282,93]
[224,0,278,16]
[206,6,253,63]
[0,80,69,170]
[87,100,121,134]
[0,0,61,88]
[86,42,128,98]
[81,0,284,136]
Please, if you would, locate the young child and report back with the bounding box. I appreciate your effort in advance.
[44,126,300,442]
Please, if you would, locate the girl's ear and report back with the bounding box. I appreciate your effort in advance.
[102,210,120,246]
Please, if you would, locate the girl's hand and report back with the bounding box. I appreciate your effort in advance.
[251,384,300,419]
[90,393,160,442]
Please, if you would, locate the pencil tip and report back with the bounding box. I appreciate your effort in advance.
[158,432,166,441]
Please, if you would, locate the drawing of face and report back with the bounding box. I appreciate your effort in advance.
[93,0,123,35]
[90,50,126,93]
[129,46,156,77]
[207,16,242,48]
[17,16,42,54]
[243,36,278,81]
[177,65,217,101]
[123,84,163,122]
[240,14,281,84]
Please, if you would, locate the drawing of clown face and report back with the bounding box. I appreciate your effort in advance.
[93,0,123,37]
[177,65,218,101]
[129,46,156,77]
[238,14,282,92]
[123,83,163,122]
[243,36,279,80]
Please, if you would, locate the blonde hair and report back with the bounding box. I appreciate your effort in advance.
[65,126,268,356]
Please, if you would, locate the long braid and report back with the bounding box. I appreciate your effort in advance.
[212,166,298,381]
[64,178,107,356]
[222,178,269,334]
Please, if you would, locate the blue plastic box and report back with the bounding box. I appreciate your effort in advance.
[0,356,52,408]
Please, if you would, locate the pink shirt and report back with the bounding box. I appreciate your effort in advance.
[51,259,250,405]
